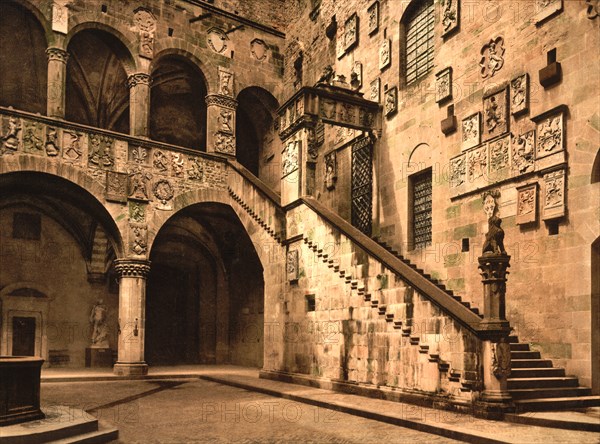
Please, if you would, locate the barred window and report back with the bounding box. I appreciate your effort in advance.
[405,0,435,85]
[412,169,432,249]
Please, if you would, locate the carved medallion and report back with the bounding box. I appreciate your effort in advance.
[153,150,169,174]
[153,179,174,210]
[250,38,268,61]
[510,74,529,116]
[344,13,359,51]
[441,0,459,36]
[542,169,565,220]
[128,166,152,201]
[367,1,379,35]
[480,37,505,79]
[62,131,82,163]
[536,112,563,159]
[45,127,60,156]
[516,183,537,225]
[534,0,563,25]
[325,151,337,190]
[207,28,228,54]
[1,116,21,153]
[379,39,391,70]
[287,249,299,282]
[88,134,114,168]
[511,130,535,175]
[370,78,380,103]
[134,8,156,59]
[483,88,508,141]
[462,112,481,151]
[106,171,128,203]
[187,156,204,181]
[214,132,235,155]
[282,140,299,178]
[384,87,398,116]
[435,67,452,103]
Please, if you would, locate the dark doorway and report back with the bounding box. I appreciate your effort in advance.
[12,317,36,356]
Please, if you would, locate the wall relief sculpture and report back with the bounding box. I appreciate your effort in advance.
[480,37,505,79]
[45,127,59,156]
[282,140,299,177]
[187,156,204,181]
[134,7,156,59]
[367,1,379,35]
[336,25,345,59]
[153,150,169,174]
[435,67,452,103]
[483,88,508,140]
[344,13,359,51]
[171,152,185,177]
[511,130,535,175]
[516,182,537,225]
[2,116,21,153]
[462,112,481,150]
[129,201,146,223]
[218,108,234,134]
[536,112,563,159]
[370,78,380,103]
[153,179,174,210]
[129,145,149,164]
[384,87,398,116]
[218,68,234,96]
[250,39,268,61]
[379,39,391,70]
[440,0,459,37]
[287,249,299,282]
[62,131,82,163]
[214,132,235,155]
[510,74,529,116]
[534,0,563,24]
[23,120,44,153]
[449,153,467,190]
[542,168,566,220]
[88,134,114,168]
[106,171,128,203]
[207,28,228,54]
[488,135,511,181]
[351,62,363,90]
[467,145,488,184]
[130,224,148,256]
[128,166,152,201]
[325,151,337,190]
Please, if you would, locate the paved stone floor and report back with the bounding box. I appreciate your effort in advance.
[41,379,461,443]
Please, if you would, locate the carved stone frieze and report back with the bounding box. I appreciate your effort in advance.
[542,168,566,220]
[45,127,60,156]
[510,74,529,116]
[435,67,452,103]
[480,37,505,79]
[205,94,238,110]
[384,87,398,116]
[207,28,228,54]
[250,39,268,61]
[370,78,380,103]
[511,130,535,175]
[106,171,128,203]
[129,201,146,223]
[153,150,169,174]
[379,39,391,70]
[187,156,204,181]
[129,224,148,256]
[129,146,149,164]
[46,47,69,64]
[214,132,235,155]
[282,140,299,178]
[344,13,358,51]
[62,131,83,163]
[127,73,152,89]
[153,179,174,210]
[287,249,299,282]
[218,68,234,97]
[22,120,44,153]
[134,8,156,59]
[483,87,508,141]
[516,182,537,225]
[88,134,114,168]
[128,165,152,201]
[325,150,337,190]
[1,116,21,153]
[534,0,563,25]
[171,152,185,177]
[441,0,459,36]
[462,112,481,151]
[368,1,379,35]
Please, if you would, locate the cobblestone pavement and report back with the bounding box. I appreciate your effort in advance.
[41,379,461,443]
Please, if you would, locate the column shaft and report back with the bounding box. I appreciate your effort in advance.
[128,73,152,138]
[46,47,69,118]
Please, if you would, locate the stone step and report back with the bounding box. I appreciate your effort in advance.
[510,359,553,368]
[509,343,531,351]
[513,396,600,412]
[509,386,592,400]
[511,350,541,359]
[507,376,580,390]
[508,335,519,343]
[47,423,119,444]
[510,367,565,378]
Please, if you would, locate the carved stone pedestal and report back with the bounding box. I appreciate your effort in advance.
[85,347,113,368]
[478,254,511,333]
[0,357,45,426]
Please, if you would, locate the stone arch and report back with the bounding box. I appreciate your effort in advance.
[407,142,432,170]
[1,0,54,46]
[591,148,600,184]
[0,282,52,300]
[0,155,126,258]
[66,21,138,75]
[153,40,218,93]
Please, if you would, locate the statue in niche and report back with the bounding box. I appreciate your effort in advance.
[89,299,109,348]
[482,192,506,255]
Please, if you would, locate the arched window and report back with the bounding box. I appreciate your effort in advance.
[402,0,435,86]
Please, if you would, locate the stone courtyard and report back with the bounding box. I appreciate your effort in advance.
[0,0,599,442]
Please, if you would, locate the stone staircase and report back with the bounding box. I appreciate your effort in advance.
[507,335,600,411]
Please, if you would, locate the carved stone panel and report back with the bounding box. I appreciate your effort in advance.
[534,0,563,25]
[128,166,152,201]
[287,249,299,282]
[62,130,83,163]
[462,112,481,151]
[379,39,391,70]
[467,145,488,188]
[325,151,337,190]
[483,88,509,141]
[207,28,228,54]
[488,135,511,182]
[217,108,235,135]
[187,156,204,181]
[282,140,300,178]
[516,182,538,225]
[218,67,234,97]
[22,120,45,153]
[250,39,268,61]
[134,8,156,59]
[45,127,60,157]
[171,152,185,177]
[153,150,169,174]
[511,130,535,175]
[480,37,505,79]
[370,78,380,103]
[449,153,467,196]
[384,87,398,116]
[128,145,149,165]
[214,132,235,155]
[130,224,148,256]
[435,67,452,103]
[88,134,114,169]
[345,13,359,51]
[153,179,174,210]
[367,1,379,35]
[441,0,459,36]
[510,74,529,116]
[351,62,362,90]
[106,172,128,203]
[129,201,146,223]
[535,111,564,160]
[52,0,69,34]
[542,168,566,220]
[1,115,21,153]
[336,25,345,59]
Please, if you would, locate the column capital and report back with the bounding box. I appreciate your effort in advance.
[205,94,238,110]
[114,258,151,278]
[127,73,152,89]
[46,47,69,63]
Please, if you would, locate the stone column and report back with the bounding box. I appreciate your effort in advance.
[128,73,152,138]
[478,254,511,332]
[46,47,69,118]
[113,258,151,376]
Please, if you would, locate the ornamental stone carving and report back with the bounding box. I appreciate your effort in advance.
[367,1,379,35]
[282,140,299,177]
[467,145,488,183]
[435,67,452,103]
[127,73,152,89]
[480,37,505,79]
[344,13,358,51]
[379,39,391,70]
[205,95,238,109]
[207,28,228,54]
[134,8,156,59]
[218,108,234,134]
[325,151,337,190]
[1,116,21,153]
[250,39,268,61]
[218,68,234,97]
[441,0,459,36]
[23,120,44,153]
[214,132,235,155]
[106,171,128,203]
[62,131,82,163]
[130,224,148,256]
[287,249,299,282]
[511,130,535,175]
[46,127,60,156]
[51,1,69,34]
[510,74,529,116]
[488,135,511,181]
[536,112,563,159]
[516,182,537,225]
[114,259,151,278]
[129,146,149,164]
[462,112,480,151]
[351,62,362,90]
[534,0,563,24]
[171,152,185,177]
[187,156,204,181]
[128,166,152,201]
[153,150,168,174]
[384,87,398,116]
[129,201,146,223]
[153,179,174,210]
[542,168,565,220]
[370,78,380,103]
[46,47,69,64]
[449,153,467,191]
[88,134,114,168]
[483,88,508,140]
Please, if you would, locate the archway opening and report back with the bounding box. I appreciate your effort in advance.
[592,149,600,184]
[66,29,132,133]
[150,55,207,150]
[0,1,47,114]
[0,172,123,367]
[592,237,600,394]
[236,87,279,185]
[146,203,264,367]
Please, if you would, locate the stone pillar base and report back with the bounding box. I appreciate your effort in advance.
[113,362,148,376]
[474,396,515,420]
